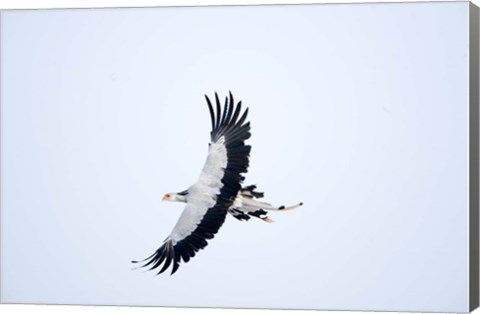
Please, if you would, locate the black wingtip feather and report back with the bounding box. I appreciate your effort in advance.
[214,92,221,130]
[205,95,215,130]
[220,96,228,126]
[236,107,249,127]
[158,245,173,275]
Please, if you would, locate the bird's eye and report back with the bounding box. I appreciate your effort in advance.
[165,194,171,198]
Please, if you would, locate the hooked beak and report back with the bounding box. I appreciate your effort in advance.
[162,195,168,202]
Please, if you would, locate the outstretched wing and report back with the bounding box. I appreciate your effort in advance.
[133,92,251,275]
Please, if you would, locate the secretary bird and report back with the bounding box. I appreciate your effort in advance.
[133,92,302,275]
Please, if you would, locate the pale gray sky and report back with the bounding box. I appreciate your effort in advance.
[1,2,470,312]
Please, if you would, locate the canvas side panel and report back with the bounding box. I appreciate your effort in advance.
[470,2,480,312]
[0,9,4,305]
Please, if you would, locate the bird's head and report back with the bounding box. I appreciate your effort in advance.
[162,191,188,202]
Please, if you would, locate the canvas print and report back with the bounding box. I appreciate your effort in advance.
[0,1,478,313]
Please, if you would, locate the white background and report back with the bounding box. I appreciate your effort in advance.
[0,1,478,314]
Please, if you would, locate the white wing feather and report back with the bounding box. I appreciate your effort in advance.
[167,139,227,244]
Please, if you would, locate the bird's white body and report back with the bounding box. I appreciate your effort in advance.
[167,186,302,223]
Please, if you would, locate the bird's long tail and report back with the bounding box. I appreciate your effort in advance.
[241,197,303,212]
[229,185,303,223]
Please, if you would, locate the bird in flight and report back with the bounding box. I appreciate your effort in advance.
[132,92,302,275]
